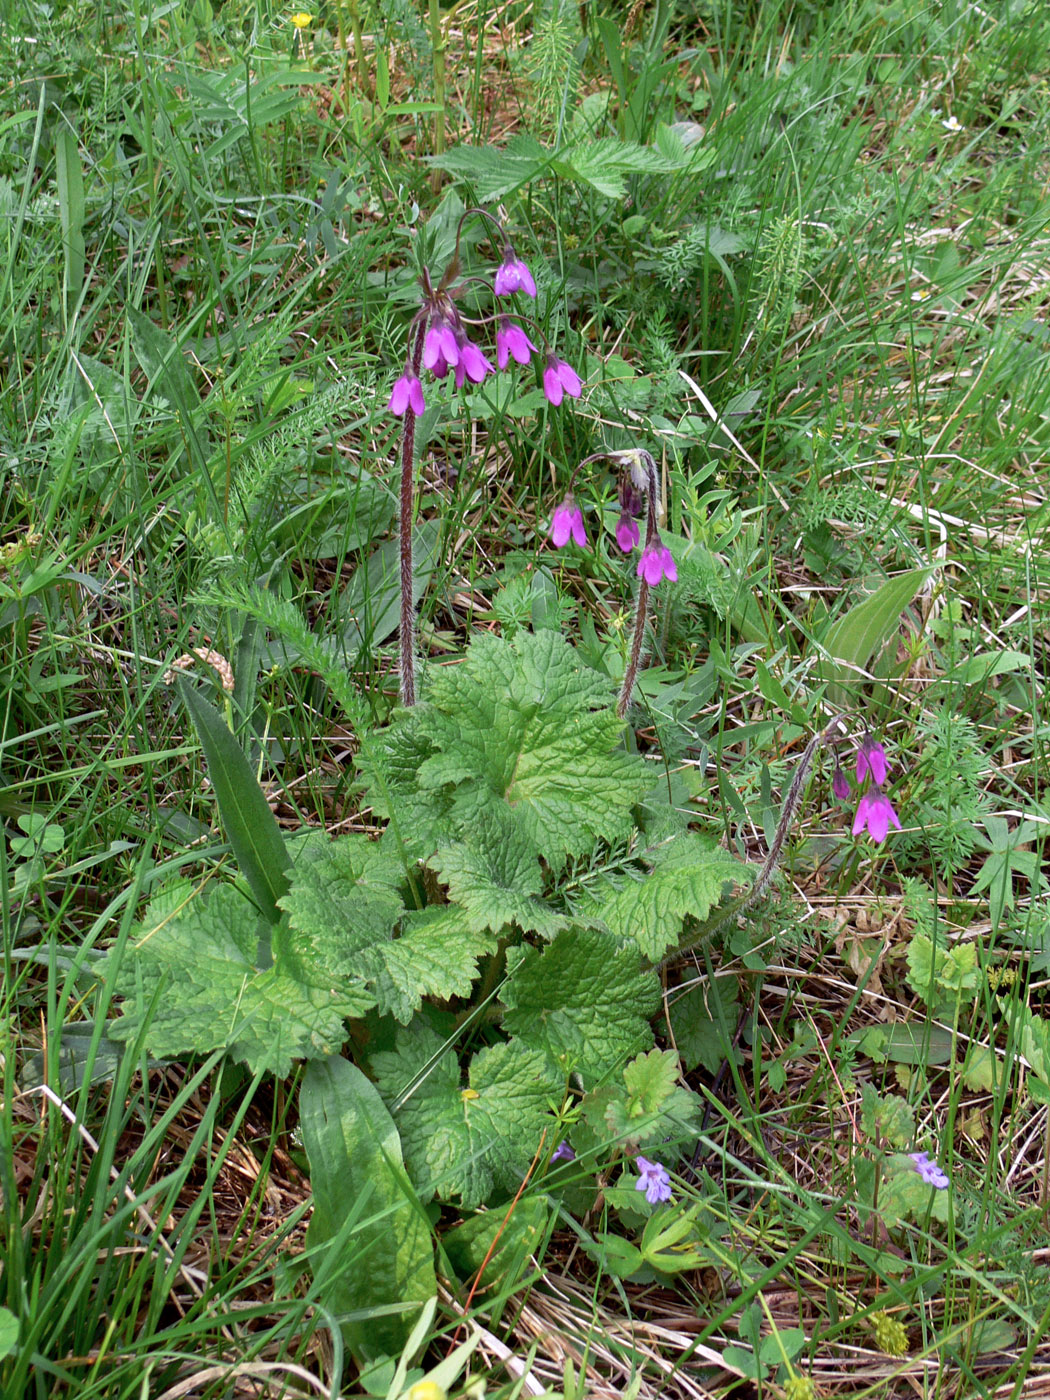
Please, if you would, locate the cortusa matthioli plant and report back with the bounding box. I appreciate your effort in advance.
[106,210,907,1372]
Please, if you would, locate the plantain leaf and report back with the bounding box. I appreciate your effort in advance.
[301,1056,437,1364]
[178,677,290,923]
[818,567,933,707]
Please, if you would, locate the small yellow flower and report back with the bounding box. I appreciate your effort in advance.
[290,11,313,28]
[871,1310,909,1357]
[407,1384,446,1400]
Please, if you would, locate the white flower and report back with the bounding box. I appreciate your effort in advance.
[942,114,964,133]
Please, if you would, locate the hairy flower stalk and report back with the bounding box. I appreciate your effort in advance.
[618,449,665,718]
[398,318,428,707]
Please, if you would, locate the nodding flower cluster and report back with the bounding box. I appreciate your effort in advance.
[832,734,901,843]
[386,217,582,420]
[548,448,678,588]
[390,211,584,707]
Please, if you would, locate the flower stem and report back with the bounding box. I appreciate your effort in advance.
[617,450,660,719]
[399,319,427,706]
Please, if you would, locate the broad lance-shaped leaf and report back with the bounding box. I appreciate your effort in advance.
[301,1056,437,1364]
[500,928,660,1088]
[278,834,495,1022]
[372,1024,561,1208]
[107,882,372,1076]
[431,807,564,938]
[413,630,651,870]
[598,833,748,962]
[178,677,290,924]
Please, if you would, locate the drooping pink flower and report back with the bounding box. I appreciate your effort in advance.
[832,766,851,801]
[542,356,583,406]
[616,514,641,553]
[856,735,889,787]
[550,500,586,549]
[423,318,460,373]
[634,1156,672,1205]
[453,335,493,386]
[494,252,537,297]
[387,372,425,417]
[852,789,901,843]
[496,319,537,370]
[636,544,677,586]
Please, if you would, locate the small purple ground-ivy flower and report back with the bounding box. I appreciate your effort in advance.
[387,372,425,417]
[857,735,889,787]
[543,356,583,406]
[908,1151,950,1189]
[550,500,586,549]
[634,1156,672,1205]
[496,319,537,369]
[494,252,537,297]
[637,544,677,586]
[551,1140,575,1163]
[832,766,851,801]
[616,514,641,554]
[852,788,902,842]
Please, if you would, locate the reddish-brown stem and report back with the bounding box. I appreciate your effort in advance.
[617,451,660,719]
[398,318,428,706]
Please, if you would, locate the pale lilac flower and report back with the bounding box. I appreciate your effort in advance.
[387,372,425,417]
[616,514,640,554]
[550,501,586,549]
[543,356,583,406]
[494,252,537,297]
[496,319,537,370]
[852,789,901,843]
[423,319,460,372]
[832,766,851,801]
[551,1140,575,1163]
[908,1151,949,1189]
[856,735,888,787]
[636,544,677,587]
[634,1156,672,1205]
[453,336,493,386]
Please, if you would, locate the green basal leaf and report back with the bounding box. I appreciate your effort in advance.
[442,1196,548,1292]
[379,629,651,873]
[500,927,660,1088]
[372,1024,561,1208]
[179,677,291,924]
[301,1056,436,1364]
[108,883,370,1076]
[598,833,748,961]
[431,807,563,938]
[667,976,741,1075]
[279,834,495,1023]
[818,567,933,707]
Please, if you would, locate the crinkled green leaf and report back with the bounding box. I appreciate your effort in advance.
[371,907,497,1023]
[301,1056,436,1363]
[580,1048,700,1152]
[879,1155,950,1225]
[431,808,562,938]
[277,834,405,983]
[500,928,659,1087]
[859,1084,915,1148]
[427,133,550,200]
[668,976,741,1075]
[355,708,450,862]
[442,1197,548,1291]
[373,1024,560,1207]
[905,933,978,1017]
[108,883,370,1076]
[279,836,493,1023]
[415,631,649,871]
[598,833,748,960]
